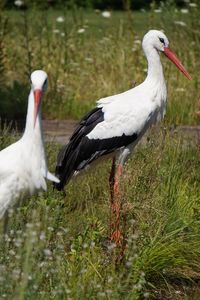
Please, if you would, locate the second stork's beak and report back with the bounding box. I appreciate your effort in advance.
[33,89,43,127]
[163,47,192,80]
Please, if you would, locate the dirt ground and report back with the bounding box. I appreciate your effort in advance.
[4,119,200,146]
[42,120,200,146]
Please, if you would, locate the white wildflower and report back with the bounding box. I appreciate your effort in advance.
[83,243,88,249]
[80,268,87,274]
[134,39,141,44]
[77,28,85,34]
[103,37,110,41]
[44,249,52,256]
[96,284,102,289]
[53,29,60,34]
[56,231,63,236]
[102,11,111,18]
[48,226,54,231]
[126,261,132,267]
[61,227,69,233]
[65,288,71,294]
[136,283,142,290]
[107,243,116,250]
[144,292,150,298]
[97,292,106,297]
[85,57,93,62]
[56,16,65,23]
[14,0,23,7]
[9,250,16,256]
[181,8,189,13]
[26,223,33,229]
[189,3,197,7]
[39,232,46,240]
[38,261,45,268]
[90,241,95,247]
[141,271,145,277]
[129,219,136,225]
[14,238,23,247]
[174,21,187,27]
[176,87,185,92]
[60,32,65,37]
[154,9,162,13]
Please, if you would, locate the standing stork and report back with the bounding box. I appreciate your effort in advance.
[0,70,59,220]
[54,30,191,244]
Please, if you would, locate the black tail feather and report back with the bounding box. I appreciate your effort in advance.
[53,107,104,190]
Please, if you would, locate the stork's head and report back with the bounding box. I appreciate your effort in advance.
[30,70,48,127]
[142,30,191,80]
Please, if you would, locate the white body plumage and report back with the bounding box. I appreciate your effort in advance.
[87,31,167,163]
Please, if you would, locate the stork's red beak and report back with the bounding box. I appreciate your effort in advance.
[33,89,42,127]
[163,47,192,80]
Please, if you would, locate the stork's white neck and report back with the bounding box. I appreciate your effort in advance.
[22,90,43,144]
[144,46,165,83]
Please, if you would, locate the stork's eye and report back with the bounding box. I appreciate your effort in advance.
[159,37,165,44]
[43,78,47,86]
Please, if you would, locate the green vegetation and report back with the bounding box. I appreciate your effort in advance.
[0,129,199,299]
[0,4,199,123]
[0,3,199,299]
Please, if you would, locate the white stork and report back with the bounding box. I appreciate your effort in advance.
[0,70,59,219]
[54,30,191,244]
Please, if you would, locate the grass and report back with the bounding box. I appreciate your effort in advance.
[0,127,199,299]
[0,3,200,299]
[0,5,199,124]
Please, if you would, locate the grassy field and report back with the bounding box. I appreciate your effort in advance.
[0,5,199,123]
[0,3,200,300]
[0,129,199,299]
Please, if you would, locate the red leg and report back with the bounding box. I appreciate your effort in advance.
[110,164,123,245]
[109,157,116,202]
[109,157,116,237]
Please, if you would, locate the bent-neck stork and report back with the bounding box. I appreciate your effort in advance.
[54,30,191,244]
[0,70,59,219]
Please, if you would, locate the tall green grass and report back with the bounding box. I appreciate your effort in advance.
[0,128,199,299]
[0,4,200,123]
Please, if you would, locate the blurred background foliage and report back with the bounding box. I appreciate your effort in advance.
[0,0,191,10]
[0,0,199,123]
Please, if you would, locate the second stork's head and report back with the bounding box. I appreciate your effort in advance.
[142,29,191,80]
[30,70,48,127]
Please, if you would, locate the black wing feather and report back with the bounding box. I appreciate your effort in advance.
[54,107,138,191]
